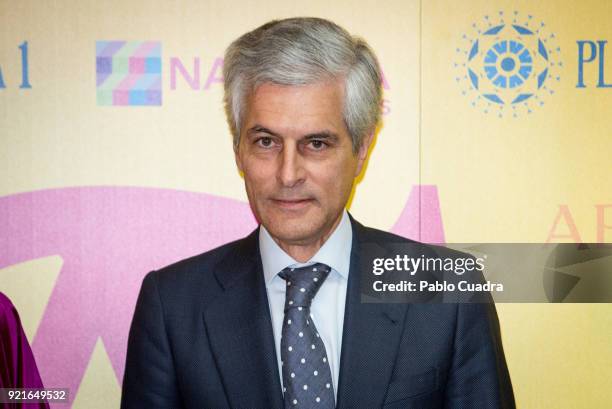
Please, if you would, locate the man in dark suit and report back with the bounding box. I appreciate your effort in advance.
[121,17,515,409]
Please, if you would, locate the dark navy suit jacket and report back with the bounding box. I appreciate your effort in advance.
[121,218,515,409]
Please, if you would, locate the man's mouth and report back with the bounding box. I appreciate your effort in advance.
[270,198,314,210]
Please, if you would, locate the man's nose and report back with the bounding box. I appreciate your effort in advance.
[278,144,305,188]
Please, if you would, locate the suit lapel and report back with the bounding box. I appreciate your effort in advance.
[202,229,283,409]
[336,218,410,409]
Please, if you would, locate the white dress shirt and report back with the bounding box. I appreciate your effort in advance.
[259,210,352,402]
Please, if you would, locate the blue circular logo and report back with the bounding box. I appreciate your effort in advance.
[455,11,562,117]
[485,40,532,88]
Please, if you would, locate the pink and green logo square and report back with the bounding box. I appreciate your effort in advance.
[96,41,162,106]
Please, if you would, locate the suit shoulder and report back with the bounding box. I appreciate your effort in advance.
[357,224,420,245]
[357,223,472,260]
[149,229,258,293]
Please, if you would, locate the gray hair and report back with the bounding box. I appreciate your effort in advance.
[223,17,382,152]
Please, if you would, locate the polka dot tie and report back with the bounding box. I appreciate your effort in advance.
[279,263,335,408]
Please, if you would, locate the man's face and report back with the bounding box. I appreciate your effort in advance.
[235,80,371,250]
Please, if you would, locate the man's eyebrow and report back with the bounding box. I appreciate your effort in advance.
[247,125,279,137]
[303,131,339,142]
[246,126,339,142]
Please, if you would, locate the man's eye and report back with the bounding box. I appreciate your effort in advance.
[256,137,274,148]
[309,140,327,150]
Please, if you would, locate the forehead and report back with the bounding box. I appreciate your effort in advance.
[243,81,347,135]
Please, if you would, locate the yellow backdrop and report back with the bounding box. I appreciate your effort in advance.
[1,0,611,408]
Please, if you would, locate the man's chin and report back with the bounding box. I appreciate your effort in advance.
[261,216,322,245]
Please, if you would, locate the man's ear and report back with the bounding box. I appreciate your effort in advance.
[355,132,374,176]
[234,142,244,174]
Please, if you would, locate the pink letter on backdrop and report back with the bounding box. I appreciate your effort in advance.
[170,57,201,90]
[203,57,224,90]
[391,185,446,244]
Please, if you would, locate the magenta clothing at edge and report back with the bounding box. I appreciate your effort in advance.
[0,292,49,409]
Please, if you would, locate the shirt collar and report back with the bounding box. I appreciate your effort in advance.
[259,210,352,284]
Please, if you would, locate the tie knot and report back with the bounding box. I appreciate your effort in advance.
[279,263,331,310]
